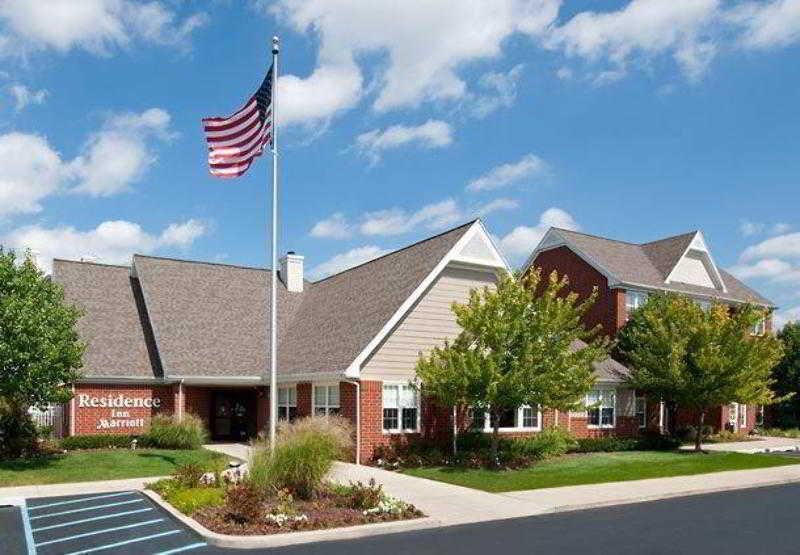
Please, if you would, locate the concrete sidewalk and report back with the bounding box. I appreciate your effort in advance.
[686,436,800,454]
[0,477,162,501]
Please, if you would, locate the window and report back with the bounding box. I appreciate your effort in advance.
[756,405,765,427]
[739,404,747,428]
[751,318,766,336]
[728,402,738,428]
[382,384,419,433]
[635,395,646,429]
[277,386,297,421]
[587,389,615,428]
[696,299,711,311]
[472,405,541,432]
[313,385,340,416]
[625,291,648,320]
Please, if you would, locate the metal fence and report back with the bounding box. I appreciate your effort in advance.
[28,404,65,438]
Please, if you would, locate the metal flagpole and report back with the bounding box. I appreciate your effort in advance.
[269,36,279,449]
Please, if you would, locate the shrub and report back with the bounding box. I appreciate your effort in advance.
[762,427,800,439]
[572,436,640,453]
[372,441,445,468]
[60,434,138,450]
[168,487,224,515]
[341,479,384,511]
[677,425,714,442]
[144,414,208,449]
[523,427,576,459]
[172,462,205,488]
[0,406,39,458]
[224,483,264,524]
[250,416,353,499]
[636,432,681,451]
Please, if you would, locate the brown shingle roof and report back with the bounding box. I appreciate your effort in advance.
[550,228,772,306]
[53,259,162,379]
[54,221,474,380]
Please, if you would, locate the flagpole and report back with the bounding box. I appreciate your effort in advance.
[269,35,279,450]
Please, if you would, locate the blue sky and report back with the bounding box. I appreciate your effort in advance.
[1,0,799,325]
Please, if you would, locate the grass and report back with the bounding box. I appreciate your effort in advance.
[401,451,800,493]
[0,448,227,487]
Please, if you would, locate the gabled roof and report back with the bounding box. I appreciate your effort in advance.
[524,228,773,306]
[54,220,481,381]
[53,259,162,379]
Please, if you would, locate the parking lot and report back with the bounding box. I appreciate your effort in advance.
[21,491,211,555]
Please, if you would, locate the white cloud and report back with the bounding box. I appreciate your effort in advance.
[467,153,548,192]
[728,258,793,279]
[68,108,173,197]
[310,212,352,239]
[7,84,47,111]
[498,207,579,262]
[308,245,390,279]
[0,108,173,216]
[0,0,207,57]
[547,0,720,82]
[728,0,800,50]
[0,132,65,217]
[267,0,559,123]
[2,218,208,274]
[556,66,574,80]
[361,199,462,236]
[355,120,452,164]
[741,232,800,261]
[278,63,363,127]
[739,219,792,236]
[472,64,525,118]
[474,198,520,218]
[774,305,800,330]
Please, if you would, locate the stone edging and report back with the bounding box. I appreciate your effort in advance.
[142,489,441,549]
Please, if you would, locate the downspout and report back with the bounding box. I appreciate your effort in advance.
[346,379,361,465]
[178,379,184,422]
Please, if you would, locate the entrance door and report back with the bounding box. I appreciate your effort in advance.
[212,391,255,441]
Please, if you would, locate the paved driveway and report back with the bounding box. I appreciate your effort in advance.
[22,491,210,555]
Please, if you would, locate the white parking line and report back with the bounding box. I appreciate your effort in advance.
[34,518,165,547]
[32,507,153,532]
[28,492,136,511]
[29,499,145,520]
[64,529,183,555]
[154,542,208,555]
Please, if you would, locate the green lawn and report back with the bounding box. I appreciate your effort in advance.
[402,451,800,493]
[0,449,228,487]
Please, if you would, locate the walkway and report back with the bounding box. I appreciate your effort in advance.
[688,436,800,454]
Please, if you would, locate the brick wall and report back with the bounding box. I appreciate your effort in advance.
[72,383,174,435]
[297,383,312,418]
[531,246,622,338]
[184,387,212,430]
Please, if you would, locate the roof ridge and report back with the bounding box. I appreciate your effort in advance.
[640,230,698,247]
[310,219,478,285]
[132,253,268,272]
[53,258,131,269]
[552,227,641,246]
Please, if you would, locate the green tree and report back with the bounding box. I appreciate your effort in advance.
[617,293,783,452]
[771,321,800,426]
[0,249,85,457]
[416,269,608,466]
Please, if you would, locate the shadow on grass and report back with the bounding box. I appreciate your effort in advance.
[0,454,65,472]
[136,452,179,465]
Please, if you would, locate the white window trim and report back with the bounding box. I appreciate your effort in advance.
[624,289,649,321]
[475,406,543,433]
[738,403,747,428]
[276,384,297,421]
[312,383,341,416]
[751,318,766,336]
[382,382,421,434]
[635,394,646,429]
[586,388,616,429]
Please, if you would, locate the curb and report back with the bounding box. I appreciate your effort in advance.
[142,489,441,549]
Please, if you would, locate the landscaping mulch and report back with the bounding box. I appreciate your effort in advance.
[192,490,422,535]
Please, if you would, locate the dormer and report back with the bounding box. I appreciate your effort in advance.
[663,231,727,292]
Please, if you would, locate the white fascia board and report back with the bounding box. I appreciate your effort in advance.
[663,231,727,293]
[610,281,772,307]
[167,375,264,386]
[76,376,175,385]
[278,371,348,383]
[344,221,505,378]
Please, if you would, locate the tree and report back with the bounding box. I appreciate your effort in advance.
[0,249,85,457]
[771,321,800,426]
[415,269,608,466]
[617,293,783,452]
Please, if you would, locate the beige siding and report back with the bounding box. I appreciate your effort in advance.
[361,265,497,380]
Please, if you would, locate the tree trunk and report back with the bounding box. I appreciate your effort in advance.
[694,410,706,453]
[490,409,501,468]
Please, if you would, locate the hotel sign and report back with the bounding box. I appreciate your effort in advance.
[77,394,162,431]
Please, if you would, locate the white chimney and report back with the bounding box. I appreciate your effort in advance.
[279,251,304,292]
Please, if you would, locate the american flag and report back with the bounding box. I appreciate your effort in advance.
[203,65,273,178]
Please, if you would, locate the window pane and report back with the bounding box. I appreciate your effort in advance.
[522,406,538,428]
[588,408,600,426]
[328,386,340,407]
[401,385,417,408]
[328,407,340,416]
[288,388,296,405]
[383,408,398,430]
[314,386,327,406]
[314,407,327,417]
[278,388,287,404]
[402,408,417,430]
[470,408,485,430]
[382,385,398,408]
[490,408,516,428]
[601,407,614,425]
[288,407,297,422]
[278,406,287,420]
